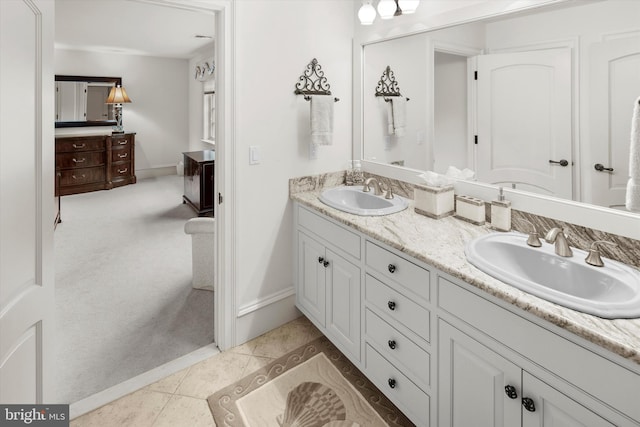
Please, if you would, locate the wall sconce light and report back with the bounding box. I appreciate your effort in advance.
[195,61,215,81]
[106,85,132,134]
[358,0,419,25]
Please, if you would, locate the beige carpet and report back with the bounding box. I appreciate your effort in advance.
[208,336,413,426]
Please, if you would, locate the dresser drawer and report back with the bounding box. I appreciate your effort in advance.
[110,134,132,147]
[365,274,430,342]
[298,206,361,259]
[58,167,105,186]
[110,147,131,162]
[365,308,430,390]
[365,344,429,426]
[110,162,132,178]
[365,241,430,301]
[56,136,105,152]
[56,151,105,169]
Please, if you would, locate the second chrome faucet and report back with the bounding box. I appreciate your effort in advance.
[544,227,573,257]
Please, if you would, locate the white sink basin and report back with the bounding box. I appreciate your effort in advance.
[465,232,640,319]
[319,185,408,216]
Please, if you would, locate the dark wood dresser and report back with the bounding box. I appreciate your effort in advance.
[55,133,136,196]
[183,150,215,216]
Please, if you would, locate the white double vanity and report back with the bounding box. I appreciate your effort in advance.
[291,184,640,426]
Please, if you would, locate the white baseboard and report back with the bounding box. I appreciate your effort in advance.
[136,166,178,180]
[235,293,300,346]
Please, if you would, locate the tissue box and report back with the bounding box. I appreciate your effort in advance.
[454,195,486,225]
[414,184,454,219]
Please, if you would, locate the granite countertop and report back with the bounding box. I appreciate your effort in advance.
[290,185,640,367]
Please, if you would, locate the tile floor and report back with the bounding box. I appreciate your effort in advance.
[71,316,323,427]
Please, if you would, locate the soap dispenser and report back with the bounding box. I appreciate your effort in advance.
[352,160,364,185]
[491,187,511,231]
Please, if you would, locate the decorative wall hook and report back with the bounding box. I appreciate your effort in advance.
[375,65,409,101]
[294,58,339,102]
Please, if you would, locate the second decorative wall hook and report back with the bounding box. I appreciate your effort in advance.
[294,58,339,102]
[375,65,410,102]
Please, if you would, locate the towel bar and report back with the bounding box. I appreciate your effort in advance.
[294,58,340,102]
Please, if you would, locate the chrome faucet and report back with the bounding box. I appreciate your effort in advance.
[544,228,573,257]
[522,219,542,247]
[362,177,394,199]
[585,241,618,267]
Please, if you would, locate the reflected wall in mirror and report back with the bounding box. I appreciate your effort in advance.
[362,0,640,211]
[55,75,121,128]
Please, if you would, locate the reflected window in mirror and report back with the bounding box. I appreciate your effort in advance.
[203,90,215,143]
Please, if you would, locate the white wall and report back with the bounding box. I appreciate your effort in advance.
[233,0,354,343]
[54,49,189,174]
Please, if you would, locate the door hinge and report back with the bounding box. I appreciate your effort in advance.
[474,71,478,80]
[475,135,478,145]
[218,193,223,204]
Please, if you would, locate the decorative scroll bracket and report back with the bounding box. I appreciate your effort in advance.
[294,58,339,102]
[375,65,409,102]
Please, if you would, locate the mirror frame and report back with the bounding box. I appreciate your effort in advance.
[353,0,640,240]
[55,75,121,128]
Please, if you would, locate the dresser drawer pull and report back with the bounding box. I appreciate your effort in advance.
[388,340,396,350]
[118,141,128,145]
[117,168,128,174]
[387,300,396,311]
[118,153,128,159]
[72,158,86,163]
[71,174,86,180]
[388,378,396,389]
[72,143,86,149]
[388,264,396,273]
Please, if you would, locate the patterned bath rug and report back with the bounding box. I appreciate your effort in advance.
[207,336,414,426]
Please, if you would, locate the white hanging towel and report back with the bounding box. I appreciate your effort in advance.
[386,97,407,137]
[626,96,640,212]
[310,95,334,146]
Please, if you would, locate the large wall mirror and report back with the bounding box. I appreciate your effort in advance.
[55,75,121,128]
[360,0,640,216]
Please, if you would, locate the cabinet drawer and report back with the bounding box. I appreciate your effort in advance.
[111,147,131,162]
[365,308,430,390]
[58,167,105,186]
[365,274,430,342]
[365,344,429,426]
[298,206,360,259]
[365,241,430,301]
[56,151,105,169]
[110,162,132,178]
[56,136,105,152]
[110,135,132,147]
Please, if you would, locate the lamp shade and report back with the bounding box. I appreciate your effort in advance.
[358,1,376,25]
[106,85,132,104]
[377,0,396,19]
[398,0,419,14]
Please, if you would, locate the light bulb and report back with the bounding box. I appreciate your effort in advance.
[398,0,419,14]
[358,1,376,25]
[377,0,396,20]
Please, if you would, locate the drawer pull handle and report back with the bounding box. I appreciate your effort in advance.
[387,300,396,311]
[522,397,536,412]
[118,153,128,158]
[505,385,518,399]
[72,143,86,149]
[72,158,86,163]
[388,264,396,273]
[119,141,128,145]
[388,340,396,350]
[388,378,396,389]
[71,174,86,180]
[118,168,128,174]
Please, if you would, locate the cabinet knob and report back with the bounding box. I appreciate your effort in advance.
[388,340,396,350]
[504,385,518,399]
[387,300,396,311]
[388,264,396,273]
[522,397,536,412]
[388,378,396,389]
[318,257,324,264]
[323,260,329,267]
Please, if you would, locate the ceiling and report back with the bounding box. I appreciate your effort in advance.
[55,0,215,59]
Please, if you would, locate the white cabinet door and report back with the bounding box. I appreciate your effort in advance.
[522,372,615,427]
[297,232,326,326]
[438,320,521,427]
[476,48,572,199]
[325,249,361,360]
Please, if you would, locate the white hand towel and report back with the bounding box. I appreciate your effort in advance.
[626,96,640,212]
[391,97,407,137]
[310,95,334,146]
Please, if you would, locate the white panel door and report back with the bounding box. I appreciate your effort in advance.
[589,36,640,208]
[0,0,55,403]
[476,49,572,198]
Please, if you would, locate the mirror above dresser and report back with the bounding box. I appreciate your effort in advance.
[55,75,121,128]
